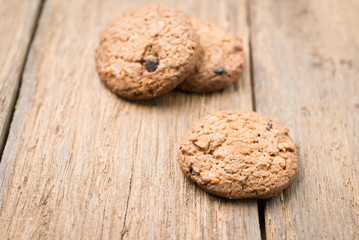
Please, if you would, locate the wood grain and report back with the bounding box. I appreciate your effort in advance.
[0,0,260,239]
[0,0,41,155]
[251,0,359,238]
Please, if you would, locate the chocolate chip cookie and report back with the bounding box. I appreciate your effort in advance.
[177,19,245,93]
[178,110,298,199]
[95,3,200,99]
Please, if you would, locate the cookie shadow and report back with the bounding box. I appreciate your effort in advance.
[207,192,259,205]
[265,150,302,204]
[120,88,227,109]
[183,174,259,205]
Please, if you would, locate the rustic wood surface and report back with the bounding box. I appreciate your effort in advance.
[0,0,262,239]
[0,0,41,155]
[1,0,359,239]
[251,0,359,239]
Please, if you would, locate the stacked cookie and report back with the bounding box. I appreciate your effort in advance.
[95,3,245,100]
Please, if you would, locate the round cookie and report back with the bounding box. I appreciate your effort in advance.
[178,110,298,199]
[177,19,245,93]
[95,4,200,99]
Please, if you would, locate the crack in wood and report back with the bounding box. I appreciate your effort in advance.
[120,164,134,240]
[247,0,265,239]
[0,0,47,159]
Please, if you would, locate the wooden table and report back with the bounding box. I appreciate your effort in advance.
[0,0,358,239]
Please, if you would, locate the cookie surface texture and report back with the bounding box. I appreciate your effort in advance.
[95,4,199,99]
[177,19,245,93]
[178,111,298,199]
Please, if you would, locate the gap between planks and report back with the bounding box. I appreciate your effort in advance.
[0,0,45,158]
[247,0,266,239]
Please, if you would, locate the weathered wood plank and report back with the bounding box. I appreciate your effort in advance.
[0,0,260,239]
[0,0,42,155]
[251,0,359,239]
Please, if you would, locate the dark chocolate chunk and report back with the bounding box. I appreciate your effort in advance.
[145,58,159,72]
[214,67,226,75]
[268,122,273,129]
[189,165,199,176]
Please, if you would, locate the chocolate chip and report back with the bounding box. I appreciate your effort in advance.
[268,122,273,129]
[214,67,226,75]
[189,165,199,176]
[145,58,159,72]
